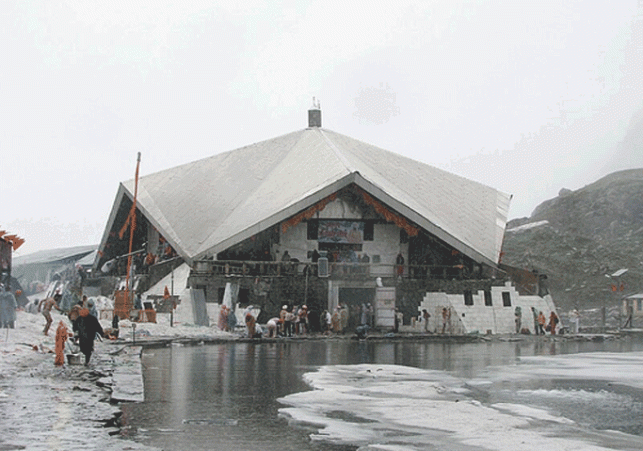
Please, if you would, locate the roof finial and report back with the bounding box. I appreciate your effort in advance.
[308,98,322,127]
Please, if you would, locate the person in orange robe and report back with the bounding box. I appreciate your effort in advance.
[54,321,69,366]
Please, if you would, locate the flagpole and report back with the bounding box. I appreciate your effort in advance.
[125,152,141,312]
[171,269,174,327]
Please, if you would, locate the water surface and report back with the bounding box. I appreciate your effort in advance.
[120,338,643,450]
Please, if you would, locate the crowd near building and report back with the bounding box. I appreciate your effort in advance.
[83,105,558,335]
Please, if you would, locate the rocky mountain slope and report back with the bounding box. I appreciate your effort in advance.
[501,168,643,310]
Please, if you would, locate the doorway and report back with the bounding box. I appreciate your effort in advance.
[339,288,375,331]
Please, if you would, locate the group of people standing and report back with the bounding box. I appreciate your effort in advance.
[217,305,238,332]
[276,304,309,337]
[326,303,350,334]
[264,304,311,337]
[219,304,314,338]
[529,307,562,335]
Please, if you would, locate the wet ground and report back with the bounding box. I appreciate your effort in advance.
[0,345,155,451]
[119,337,643,451]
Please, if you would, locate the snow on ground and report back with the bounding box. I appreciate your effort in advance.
[278,360,643,451]
[0,309,233,450]
[6,307,643,451]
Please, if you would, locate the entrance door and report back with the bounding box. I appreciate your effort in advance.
[338,288,375,331]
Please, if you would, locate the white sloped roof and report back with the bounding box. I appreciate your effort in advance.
[12,245,96,266]
[105,127,510,266]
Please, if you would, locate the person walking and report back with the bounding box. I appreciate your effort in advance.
[514,306,522,333]
[531,307,540,335]
[441,307,451,334]
[570,309,580,334]
[54,320,71,366]
[38,293,62,335]
[422,309,431,333]
[394,308,403,333]
[548,311,559,335]
[279,304,288,336]
[537,311,546,335]
[72,308,104,366]
[322,310,331,335]
[0,284,18,329]
[218,305,228,331]
[340,304,349,334]
[623,304,634,328]
[227,306,238,332]
[293,305,301,334]
[366,303,374,328]
[298,305,308,335]
[245,312,257,338]
[331,307,341,333]
[361,303,369,326]
[284,306,295,337]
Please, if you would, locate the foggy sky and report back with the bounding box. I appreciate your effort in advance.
[3,0,643,256]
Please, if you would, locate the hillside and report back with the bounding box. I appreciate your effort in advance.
[501,169,643,310]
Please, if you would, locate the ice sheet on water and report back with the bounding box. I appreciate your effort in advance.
[486,351,643,389]
[279,359,643,451]
[490,403,575,424]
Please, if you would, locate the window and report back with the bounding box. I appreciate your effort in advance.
[638,299,642,311]
[484,290,492,306]
[502,292,511,307]
[307,220,318,240]
[363,221,374,241]
[464,290,473,306]
[239,288,250,305]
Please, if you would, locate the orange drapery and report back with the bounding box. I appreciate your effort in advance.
[281,193,338,234]
[354,187,419,236]
[280,187,419,237]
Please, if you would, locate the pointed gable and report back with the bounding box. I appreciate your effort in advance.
[107,127,510,266]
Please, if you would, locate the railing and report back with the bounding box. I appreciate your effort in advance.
[191,260,490,281]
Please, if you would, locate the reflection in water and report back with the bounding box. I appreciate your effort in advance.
[121,338,643,451]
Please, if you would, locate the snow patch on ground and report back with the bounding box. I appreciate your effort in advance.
[279,361,643,451]
[506,220,549,232]
[0,309,233,450]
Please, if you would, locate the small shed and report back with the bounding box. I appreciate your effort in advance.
[623,293,643,318]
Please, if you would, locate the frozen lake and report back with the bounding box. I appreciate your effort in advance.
[121,338,643,451]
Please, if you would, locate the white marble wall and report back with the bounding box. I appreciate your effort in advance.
[418,282,557,335]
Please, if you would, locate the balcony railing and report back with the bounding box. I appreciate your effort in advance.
[191,260,491,281]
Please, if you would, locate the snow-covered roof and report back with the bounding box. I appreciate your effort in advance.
[12,245,96,266]
[76,249,98,267]
[100,127,511,266]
